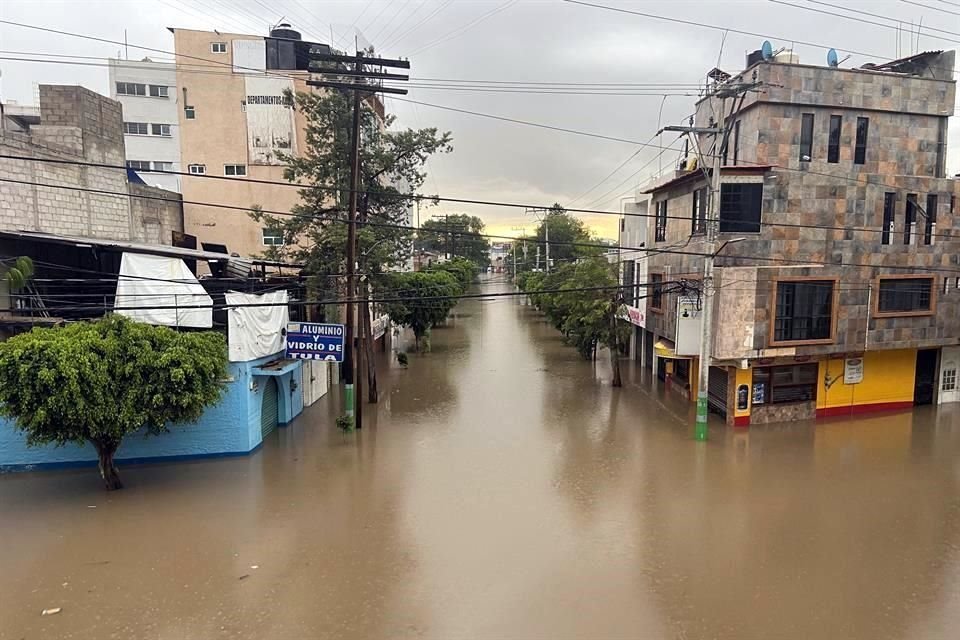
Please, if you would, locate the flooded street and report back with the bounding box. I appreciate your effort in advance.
[3,277,960,639]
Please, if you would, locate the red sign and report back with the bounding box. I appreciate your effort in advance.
[619,305,645,328]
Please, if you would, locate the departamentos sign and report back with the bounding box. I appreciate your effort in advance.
[286,322,345,362]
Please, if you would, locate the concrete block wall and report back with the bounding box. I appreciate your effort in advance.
[128,183,184,244]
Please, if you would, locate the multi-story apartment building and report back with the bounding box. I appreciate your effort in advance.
[108,58,182,193]
[617,193,651,363]
[643,48,959,425]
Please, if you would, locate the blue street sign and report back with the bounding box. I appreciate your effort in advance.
[285,322,345,362]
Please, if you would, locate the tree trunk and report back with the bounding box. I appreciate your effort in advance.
[92,440,123,491]
[362,299,379,403]
[610,343,623,387]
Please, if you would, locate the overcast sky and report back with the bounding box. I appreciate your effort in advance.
[1,0,958,240]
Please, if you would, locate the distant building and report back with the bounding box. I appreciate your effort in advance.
[108,58,182,193]
[644,49,959,425]
[617,193,651,363]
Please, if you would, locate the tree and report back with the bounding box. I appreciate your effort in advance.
[383,271,460,351]
[251,87,452,403]
[522,258,629,386]
[427,256,477,291]
[536,205,602,267]
[0,316,228,490]
[420,214,490,266]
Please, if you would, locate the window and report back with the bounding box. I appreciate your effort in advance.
[224,164,247,176]
[943,368,957,392]
[123,121,148,135]
[649,273,664,311]
[150,123,171,137]
[211,42,228,53]
[773,280,834,343]
[854,117,869,165]
[262,228,283,246]
[148,84,169,98]
[924,194,937,245]
[799,113,814,161]
[719,183,762,233]
[828,115,842,163]
[904,193,918,245]
[936,119,947,178]
[622,260,636,306]
[126,160,150,170]
[877,277,934,315]
[655,200,667,242]
[732,120,741,166]
[153,161,173,172]
[752,364,818,405]
[116,82,146,96]
[188,164,206,175]
[690,187,707,235]
[184,106,196,119]
[881,192,896,245]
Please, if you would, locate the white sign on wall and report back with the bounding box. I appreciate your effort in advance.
[674,296,702,356]
[844,357,864,384]
[232,39,266,73]
[244,76,298,165]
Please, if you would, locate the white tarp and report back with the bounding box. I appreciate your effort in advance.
[244,76,297,165]
[114,253,212,328]
[226,290,289,362]
[232,39,266,73]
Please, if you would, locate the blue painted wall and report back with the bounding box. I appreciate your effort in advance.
[0,353,304,471]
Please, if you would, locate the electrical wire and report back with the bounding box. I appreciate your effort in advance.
[561,0,960,77]
[803,0,960,38]
[4,153,958,244]
[405,0,518,56]
[381,0,455,50]
[900,0,960,18]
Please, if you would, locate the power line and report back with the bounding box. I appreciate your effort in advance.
[802,0,960,38]
[5,152,958,244]
[901,0,960,18]
[381,0,455,50]
[561,0,960,76]
[6,173,960,277]
[405,0,518,56]
[770,0,960,45]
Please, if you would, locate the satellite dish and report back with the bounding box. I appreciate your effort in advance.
[827,48,839,67]
[761,40,773,60]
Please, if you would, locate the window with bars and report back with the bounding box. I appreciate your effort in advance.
[752,364,818,404]
[942,369,957,392]
[123,121,149,135]
[828,115,842,163]
[877,277,933,315]
[655,200,667,242]
[773,280,834,343]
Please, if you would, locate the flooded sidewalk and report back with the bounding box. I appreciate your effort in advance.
[2,277,960,639]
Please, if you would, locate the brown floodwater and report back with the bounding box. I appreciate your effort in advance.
[2,276,960,639]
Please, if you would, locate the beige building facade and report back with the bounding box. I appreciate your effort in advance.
[171,26,316,260]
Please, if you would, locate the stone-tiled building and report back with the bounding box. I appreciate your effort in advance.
[643,50,960,426]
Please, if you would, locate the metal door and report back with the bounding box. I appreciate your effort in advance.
[260,377,279,438]
[914,349,938,406]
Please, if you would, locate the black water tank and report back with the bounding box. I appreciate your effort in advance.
[270,23,301,41]
[746,49,764,68]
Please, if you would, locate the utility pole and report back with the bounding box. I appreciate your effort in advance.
[525,207,551,272]
[662,76,761,442]
[511,226,526,280]
[308,47,410,429]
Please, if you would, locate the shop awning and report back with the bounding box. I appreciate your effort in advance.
[654,340,692,360]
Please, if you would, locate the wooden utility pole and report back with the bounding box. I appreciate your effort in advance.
[308,47,410,429]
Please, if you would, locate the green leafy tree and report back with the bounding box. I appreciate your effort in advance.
[522,258,629,386]
[536,205,602,267]
[0,316,228,490]
[383,271,460,351]
[251,87,452,402]
[420,214,490,266]
[427,256,477,291]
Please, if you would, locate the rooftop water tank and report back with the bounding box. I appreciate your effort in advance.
[270,23,301,41]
